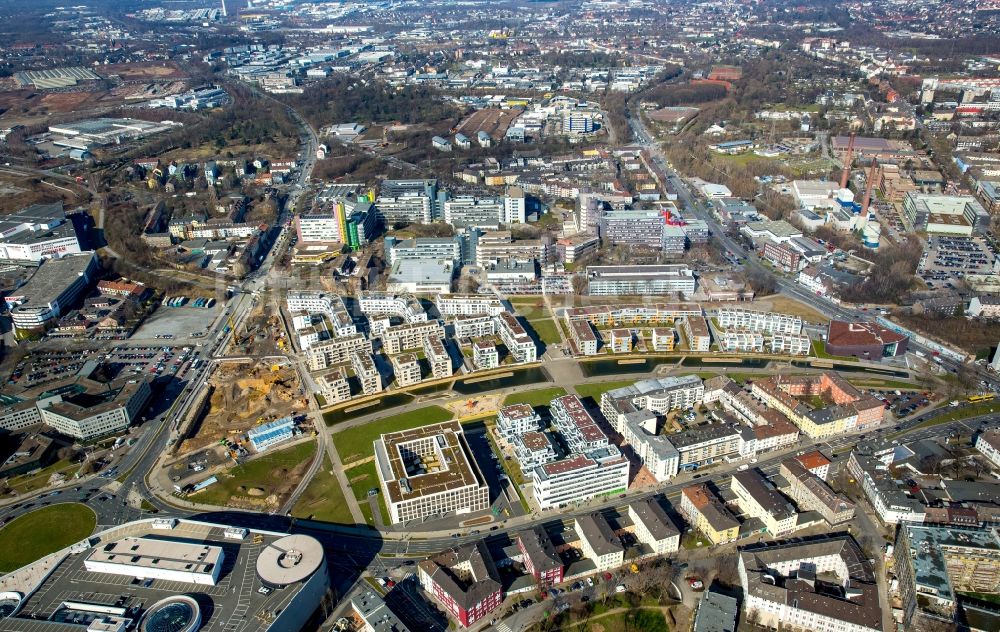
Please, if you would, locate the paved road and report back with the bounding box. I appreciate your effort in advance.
[628,111,998,390]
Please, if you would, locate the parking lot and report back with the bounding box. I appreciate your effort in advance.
[918,236,997,287]
[130,300,221,342]
[5,344,201,389]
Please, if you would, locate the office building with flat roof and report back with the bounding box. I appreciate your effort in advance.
[374,420,490,524]
[6,251,98,332]
[0,202,83,264]
[587,264,696,297]
[532,448,629,510]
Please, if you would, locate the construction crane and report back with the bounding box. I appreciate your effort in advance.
[839,132,856,190]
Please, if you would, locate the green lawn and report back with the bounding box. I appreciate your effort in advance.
[574,380,637,403]
[503,387,567,407]
[192,441,317,507]
[911,401,999,428]
[526,318,562,345]
[344,460,389,526]
[0,503,96,572]
[291,464,355,524]
[6,458,78,496]
[333,405,453,465]
[811,340,858,362]
[510,300,550,321]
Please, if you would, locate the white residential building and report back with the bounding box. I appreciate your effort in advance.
[975,429,1000,468]
[435,294,505,317]
[629,499,680,556]
[720,331,765,353]
[351,352,382,395]
[381,321,446,355]
[358,292,427,323]
[717,308,803,335]
[575,513,624,572]
[497,404,542,442]
[503,187,527,224]
[731,469,798,536]
[473,341,499,370]
[424,335,452,380]
[497,311,537,363]
[453,314,496,338]
[391,354,422,387]
[770,333,812,355]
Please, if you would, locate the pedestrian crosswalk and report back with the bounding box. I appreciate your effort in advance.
[493,622,513,632]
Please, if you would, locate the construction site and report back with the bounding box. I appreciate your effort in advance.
[173,360,306,456]
[227,299,289,357]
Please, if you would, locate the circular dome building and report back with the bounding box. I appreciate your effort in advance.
[255,534,324,589]
[139,595,201,632]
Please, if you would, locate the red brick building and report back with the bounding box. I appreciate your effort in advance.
[517,526,564,586]
[418,541,503,628]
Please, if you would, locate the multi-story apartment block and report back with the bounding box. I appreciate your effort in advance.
[574,513,624,572]
[652,327,675,351]
[551,395,607,453]
[391,354,422,387]
[358,292,427,323]
[680,484,740,544]
[570,320,599,355]
[418,541,501,628]
[770,333,812,355]
[305,334,373,371]
[531,448,630,509]
[514,431,559,470]
[669,424,745,470]
[752,373,884,439]
[731,469,798,536]
[497,404,542,443]
[381,321,446,355]
[717,308,803,335]
[848,450,926,525]
[600,376,704,430]
[629,499,680,556]
[497,311,537,363]
[435,294,505,317]
[473,341,499,370]
[517,526,563,586]
[682,315,712,351]
[739,536,882,632]
[564,303,701,328]
[618,410,679,482]
[318,367,352,404]
[720,330,765,353]
[609,329,631,353]
[287,291,356,349]
[893,524,1000,626]
[780,458,855,525]
[974,429,1000,468]
[424,335,452,380]
[453,314,496,339]
[794,450,831,481]
[587,265,696,297]
[351,352,382,395]
[376,421,490,525]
